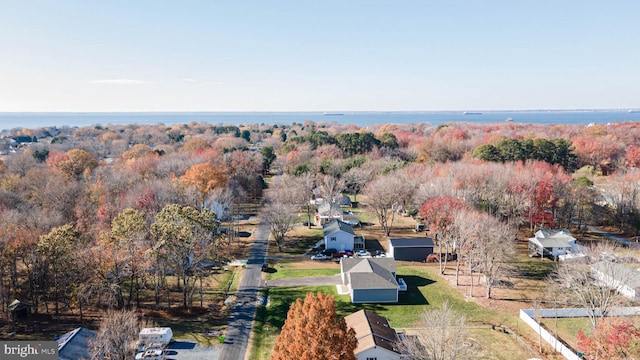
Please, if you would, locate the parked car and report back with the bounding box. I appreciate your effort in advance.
[321,248,338,256]
[261,263,268,272]
[311,254,330,261]
[356,250,372,258]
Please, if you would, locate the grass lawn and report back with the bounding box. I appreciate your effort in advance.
[249,264,536,360]
[266,267,340,280]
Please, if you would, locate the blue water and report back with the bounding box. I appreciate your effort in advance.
[1,110,639,131]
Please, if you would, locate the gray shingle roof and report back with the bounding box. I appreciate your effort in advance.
[389,237,434,248]
[57,327,96,360]
[342,258,398,290]
[323,219,355,236]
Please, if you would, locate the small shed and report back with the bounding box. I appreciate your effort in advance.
[8,299,30,322]
[388,238,435,261]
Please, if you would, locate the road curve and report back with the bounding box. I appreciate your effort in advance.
[218,221,269,360]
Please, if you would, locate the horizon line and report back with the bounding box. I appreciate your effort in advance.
[0,108,638,114]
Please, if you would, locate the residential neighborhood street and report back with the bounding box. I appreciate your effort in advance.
[218,221,269,360]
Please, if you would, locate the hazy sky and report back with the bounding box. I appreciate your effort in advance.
[1,1,638,112]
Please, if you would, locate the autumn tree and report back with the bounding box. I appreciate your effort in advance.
[107,208,148,308]
[400,302,473,360]
[37,224,80,316]
[46,148,98,179]
[271,292,357,360]
[419,196,466,274]
[577,318,640,360]
[150,204,218,308]
[90,309,150,360]
[180,162,227,209]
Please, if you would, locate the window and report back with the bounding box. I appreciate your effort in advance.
[330,237,336,241]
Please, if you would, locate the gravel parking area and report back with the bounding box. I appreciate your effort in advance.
[165,341,221,360]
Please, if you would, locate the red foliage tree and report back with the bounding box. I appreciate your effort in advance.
[271,292,357,360]
[526,178,558,230]
[419,196,466,274]
[577,319,640,360]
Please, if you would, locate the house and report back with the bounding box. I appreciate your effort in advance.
[341,257,399,303]
[323,219,361,251]
[591,261,640,300]
[57,327,96,360]
[315,202,344,225]
[7,299,30,322]
[388,237,435,261]
[344,309,402,360]
[528,229,577,259]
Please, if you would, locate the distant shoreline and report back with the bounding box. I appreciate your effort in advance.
[2,110,640,132]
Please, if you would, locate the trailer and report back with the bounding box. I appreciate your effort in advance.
[139,327,173,346]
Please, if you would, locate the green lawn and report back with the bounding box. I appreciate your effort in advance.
[266,267,340,280]
[250,265,531,360]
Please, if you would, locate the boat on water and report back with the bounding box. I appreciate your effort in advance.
[463,111,482,115]
[505,117,513,122]
[629,110,640,113]
[323,112,344,116]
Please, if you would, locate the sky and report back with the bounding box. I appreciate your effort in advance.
[1,1,639,112]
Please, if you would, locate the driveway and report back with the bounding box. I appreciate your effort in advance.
[587,225,639,248]
[166,341,221,360]
[266,275,342,287]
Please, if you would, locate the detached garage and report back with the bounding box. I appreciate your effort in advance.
[388,237,434,261]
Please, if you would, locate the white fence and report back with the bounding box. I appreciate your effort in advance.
[519,307,640,360]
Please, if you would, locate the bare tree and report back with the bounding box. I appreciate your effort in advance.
[550,247,630,329]
[400,302,473,360]
[90,309,151,360]
[261,201,297,252]
[363,173,413,236]
[343,166,373,203]
[472,216,516,299]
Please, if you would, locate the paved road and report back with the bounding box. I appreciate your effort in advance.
[587,225,639,248]
[218,221,269,360]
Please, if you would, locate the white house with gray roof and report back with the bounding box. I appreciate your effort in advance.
[528,229,577,259]
[341,257,399,303]
[323,219,357,251]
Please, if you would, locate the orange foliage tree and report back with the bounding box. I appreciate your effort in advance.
[180,162,227,207]
[271,292,357,360]
[46,148,98,179]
